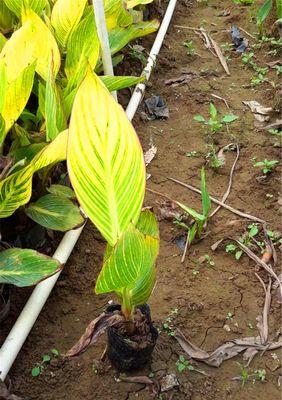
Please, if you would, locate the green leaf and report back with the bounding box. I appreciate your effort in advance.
[0,248,61,286]
[47,184,75,199]
[51,348,60,356]
[3,0,47,17]
[188,223,197,245]
[31,366,41,377]
[257,0,273,26]
[42,354,51,363]
[209,103,217,119]
[100,75,145,92]
[25,194,84,232]
[200,167,211,217]
[248,224,259,237]
[95,210,159,307]
[193,114,205,122]
[67,70,145,246]
[9,143,47,164]
[45,58,66,142]
[176,201,205,224]
[235,250,243,260]
[109,20,159,55]
[0,2,15,31]
[221,114,239,123]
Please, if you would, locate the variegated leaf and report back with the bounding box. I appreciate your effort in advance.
[68,69,145,246]
[51,0,87,49]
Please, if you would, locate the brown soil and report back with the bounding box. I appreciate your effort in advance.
[1,0,281,399]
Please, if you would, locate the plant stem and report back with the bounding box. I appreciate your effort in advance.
[121,288,133,320]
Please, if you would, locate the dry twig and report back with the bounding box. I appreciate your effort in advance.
[168,177,266,223]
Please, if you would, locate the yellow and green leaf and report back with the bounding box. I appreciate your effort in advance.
[109,20,159,55]
[0,129,68,218]
[0,248,61,287]
[21,7,61,80]
[25,194,84,231]
[95,210,159,306]
[68,69,145,246]
[0,1,16,31]
[3,0,47,17]
[50,0,87,49]
[0,62,35,143]
[64,11,100,93]
[45,58,66,141]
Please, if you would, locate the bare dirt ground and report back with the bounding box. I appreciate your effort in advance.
[1,0,281,399]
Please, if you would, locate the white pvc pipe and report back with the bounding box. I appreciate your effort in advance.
[92,0,117,101]
[0,0,177,381]
[126,0,177,120]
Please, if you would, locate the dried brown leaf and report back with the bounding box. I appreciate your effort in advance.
[144,144,157,166]
[66,312,124,357]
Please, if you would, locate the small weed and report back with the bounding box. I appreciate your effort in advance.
[225,224,260,260]
[235,363,266,386]
[194,103,238,134]
[253,159,278,174]
[186,150,199,157]
[128,45,147,66]
[162,308,179,336]
[205,144,225,169]
[31,348,60,377]
[192,269,200,276]
[183,40,196,56]
[203,254,215,266]
[226,311,233,321]
[176,355,195,372]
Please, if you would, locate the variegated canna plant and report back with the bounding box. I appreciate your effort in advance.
[0,0,159,287]
[68,69,160,319]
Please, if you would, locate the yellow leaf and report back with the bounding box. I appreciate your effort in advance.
[21,8,61,80]
[68,70,145,246]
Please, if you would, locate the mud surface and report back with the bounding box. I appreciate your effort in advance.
[1,0,281,399]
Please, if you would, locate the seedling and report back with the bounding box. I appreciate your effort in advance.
[176,355,194,372]
[226,312,233,321]
[162,308,178,336]
[226,223,260,260]
[128,45,147,66]
[235,363,266,386]
[203,254,215,267]
[194,103,238,134]
[241,52,269,86]
[178,168,211,246]
[183,40,196,56]
[31,349,60,377]
[253,159,278,174]
[205,144,225,169]
[186,150,199,157]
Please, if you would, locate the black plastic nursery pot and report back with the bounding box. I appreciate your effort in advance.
[106,304,158,371]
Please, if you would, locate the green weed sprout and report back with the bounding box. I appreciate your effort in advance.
[194,103,238,134]
[177,168,211,246]
[253,159,278,174]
